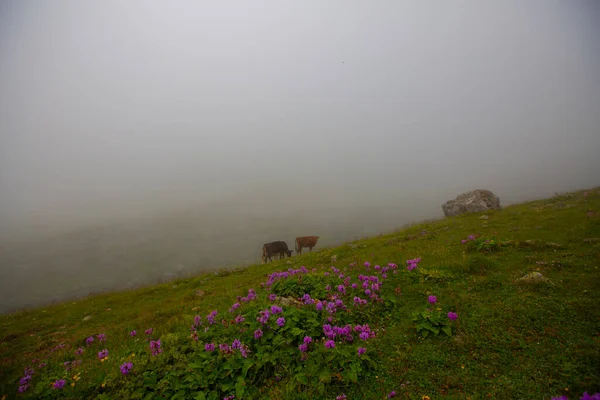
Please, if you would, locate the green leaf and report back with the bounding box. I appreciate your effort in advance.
[242,359,254,379]
[442,326,452,337]
[235,378,246,399]
[319,370,332,383]
[422,330,430,338]
[291,327,304,336]
[348,369,358,383]
[318,383,325,396]
[194,393,206,400]
[295,373,309,385]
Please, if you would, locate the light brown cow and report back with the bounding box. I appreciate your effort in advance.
[295,236,320,255]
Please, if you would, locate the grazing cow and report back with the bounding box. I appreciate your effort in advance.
[262,241,293,263]
[295,236,320,255]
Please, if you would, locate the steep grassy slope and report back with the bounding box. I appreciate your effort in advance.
[1,188,599,399]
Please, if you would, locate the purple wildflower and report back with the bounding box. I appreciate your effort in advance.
[388,391,397,398]
[75,347,84,355]
[336,395,347,400]
[229,303,240,313]
[315,301,323,311]
[298,343,308,353]
[364,262,370,268]
[448,311,458,320]
[150,339,162,356]
[324,340,335,349]
[461,239,467,244]
[254,329,263,340]
[303,336,313,344]
[468,235,476,241]
[240,344,250,358]
[207,311,218,325]
[358,347,366,356]
[86,336,94,346]
[231,339,241,350]
[580,393,600,400]
[271,305,283,314]
[53,379,66,389]
[19,384,30,393]
[205,343,215,352]
[145,328,153,336]
[276,317,286,327]
[98,349,109,360]
[359,331,369,341]
[268,293,277,301]
[130,330,137,337]
[120,361,133,375]
[234,314,245,324]
[97,333,106,342]
[428,295,437,304]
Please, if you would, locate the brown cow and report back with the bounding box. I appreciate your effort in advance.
[262,241,293,263]
[295,236,320,255]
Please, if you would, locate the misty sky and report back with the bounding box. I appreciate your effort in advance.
[1,0,599,235]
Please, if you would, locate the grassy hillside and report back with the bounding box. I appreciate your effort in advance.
[1,188,599,399]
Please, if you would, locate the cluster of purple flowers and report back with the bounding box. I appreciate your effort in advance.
[64,359,82,370]
[264,266,309,287]
[97,349,109,360]
[323,324,355,343]
[357,347,366,356]
[428,295,437,304]
[336,394,347,400]
[53,379,66,389]
[406,258,421,271]
[234,314,245,324]
[207,310,218,325]
[448,311,458,320]
[192,315,202,329]
[324,340,336,349]
[228,303,240,313]
[237,288,257,303]
[388,391,397,398]
[257,309,270,325]
[355,324,376,341]
[302,293,315,305]
[223,395,236,400]
[268,293,277,301]
[254,329,263,340]
[298,336,313,353]
[75,347,84,355]
[49,343,66,352]
[18,367,33,393]
[270,305,283,314]
[276,317,286,327]
[145,328,153,336]
[130,330,137,337]
[97,333,106,342]
[205,343,215,352]
[353,296,368,306]
[149,340,162,356]
[120,361,133,375]
[86,336,94,346]
[552,393,600,400]
[461,234,477,244]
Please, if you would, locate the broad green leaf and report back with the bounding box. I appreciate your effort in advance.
[194,392,206,400]
[295,373,309,385]
[442,326,452,336]
[235,378,246,399]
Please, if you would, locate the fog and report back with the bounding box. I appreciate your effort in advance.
[0,1,599,312]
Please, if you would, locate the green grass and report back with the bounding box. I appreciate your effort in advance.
[1,188,600,399]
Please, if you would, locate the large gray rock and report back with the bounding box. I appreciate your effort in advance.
[442,189,501,217]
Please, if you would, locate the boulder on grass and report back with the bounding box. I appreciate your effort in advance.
[442,189,501,217]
